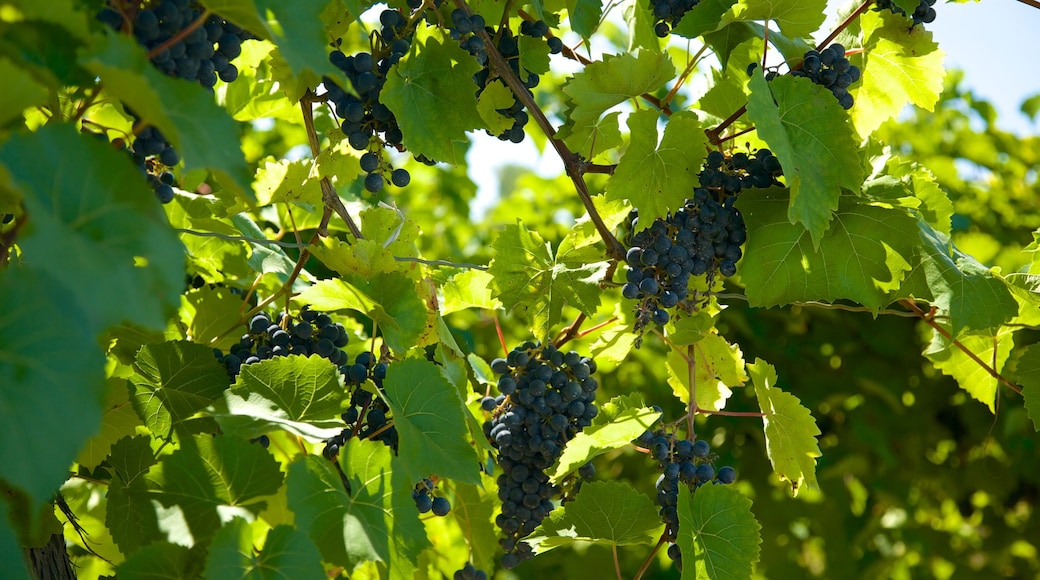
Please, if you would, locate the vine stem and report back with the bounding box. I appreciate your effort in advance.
[455,0,626,260]
[633,534,667,580]
[705,0,875,145]
[900,299,1022,395]
[147,10,211,59]
[299,91,363,240]
[553,312,588,348]
[612,545,623,580]
[687,345,696,440]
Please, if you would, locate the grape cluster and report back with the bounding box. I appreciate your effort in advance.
[216,307,350,378]
[98,1,252,202]
[98,1,249,88]
[325,7,419,193]
[484,342,599,569]
[636,429,737,570]
[411,478,451,516]
[453,564,488,580]
[321,352,399,457]
[790,44,860,110]
[874,0,937,26]
[622,188,747,332]
[649,0,701,37]
[698,149,783,195]
[450,13,562,144]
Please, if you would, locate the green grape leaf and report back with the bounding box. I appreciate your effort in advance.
[898,223,1018,337]
[528,481,661,552]
[254,0,338,80]
[0,269,105,511]
[677,482,762,580]
[106,436,161,553]
[851,11,946,138]
[0,57,48,128]
[671,0,738,39]
[549,405,661,483]
[568,0,604,38]
[558,195,632,264]
[150,435,284,544]
[588,319,638,365]
[738,189,917,312]
[205,519,325,580]
[924,326,1014,412]
[519,35,552,75]
[0,501,32,580]
[562,51,675,132]
[212,355,346,441]
[747,359,821,494]
[476,80,517,136]
[746,72,865,244]
[115,541,194,579]
[441,270,502,314]
[254,158,322,206]
[1016,344,1040,431]
[557,110,624,161]
[130,341,231,437]
[606,110,707,223]
[666,333,749,411]
[286,444,430,578]
[180,286,247,351]
[382,22,483,164]
[449,475,500,572]
[76,378,143,471]
[0,124,185,332]
[382,359,480,484]
[294,274,428,353]
[81,34,251,197]
[488,221,606,341]
[719,0,827,38]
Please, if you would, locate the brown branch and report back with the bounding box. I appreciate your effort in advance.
[1017,0,1040,9]
[900,299,1022,395]
[554,312,588,349]
[147,10,211,59]
[299,91,363,240]
[461,1,625,260]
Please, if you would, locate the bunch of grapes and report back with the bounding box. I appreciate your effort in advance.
[322,351,399,456]
[635,429,737,571]
[411,478,451,516]
[698,149,783,195]
[452,564,488,580]
[450,12,562,144]
[621,188,747,332]
[216,306,351,378]
[325,7,418,193]
[98,1,252,202]
[648,0,701,37]
[484,342,599,569]
[874,0,937,26]
[790,44,860,110]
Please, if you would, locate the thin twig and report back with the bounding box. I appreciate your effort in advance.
[554,312,588,348]
[299,91,363,240]
[147,10,211,59]
[633,534,667,580]
[612,545,623,580]
[392,256,488,270]
[175,228,310,248]
[900,299,1022,395]
[687,345,696,440]
[715,293,925,318]
[460,0,625,260]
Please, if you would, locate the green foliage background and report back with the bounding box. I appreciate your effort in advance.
[0,0,1038,578]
